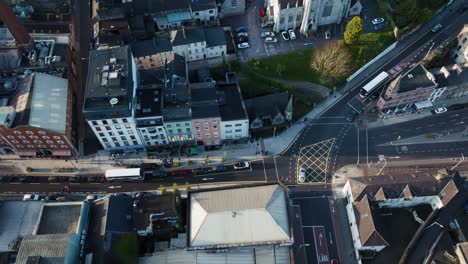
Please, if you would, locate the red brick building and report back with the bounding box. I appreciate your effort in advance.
[0,73,76,157]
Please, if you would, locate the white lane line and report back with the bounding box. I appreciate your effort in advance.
[262,157,267,182]
[274,155,280,182]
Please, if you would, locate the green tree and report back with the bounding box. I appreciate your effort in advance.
[417,8,433,24]
[396,0,418,27]
[276,63,286,77]
[160,185,167,194]
[172,183,179,193]
[344,16,363,44]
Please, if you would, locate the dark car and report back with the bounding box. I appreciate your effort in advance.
[237,36,249,43]
[86,176,100,183]
[171,170,188,177]
[0,176,13,183]
[192,168,208,175]
[346,112,358,122]
[450,104,464,110]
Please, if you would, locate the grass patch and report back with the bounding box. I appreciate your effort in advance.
[344,31,396,67]
[425,133,434,139]
[115,233,138,264]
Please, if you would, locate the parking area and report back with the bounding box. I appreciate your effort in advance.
[292,196,340,264]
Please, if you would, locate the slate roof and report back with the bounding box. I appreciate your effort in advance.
[15,234,71,264]
[190,0,217,11]
[191,82,220,119]
[244,92,289,121]
[133,194,179,231]
[135,0,190,14]
[189,185,291,248]
[353,197,389,247]
[216,83,248,121]
[205,27,226,47]
[170,27,206,46]
[432,64,468,87]
[131,38,172,58]
[391,65,437,94]
[105,195,134,233]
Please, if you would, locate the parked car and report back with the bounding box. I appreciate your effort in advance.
[233,161,250,170]
[235,26,248,33]
[237,36,249,43]
[432,24,442,32]
[215,165,227,172]
[434,107,447,114]
[288,29,296,40]
[237,32,248,37]
[86,195,98,201]
[264,37,278,43]
[346,112,358,122]
[0,176,12,183]
[261,21,274,28]
[48,176,59,183]
[171,170,188,177]
[23,194,40,201]
[325,30,331,39]
[261,31,275,37]
[237,42,250,49]
[371,17,385,25]
[192,167,209,175]
[298,167,306,183]
[450,104,464,110]
[281,31,289,41]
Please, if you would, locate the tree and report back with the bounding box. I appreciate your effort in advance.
[276,63,286,77]
[344,16,363,44]
[221,151,227,163]
[160,185,167,194]
[417,8,433,24]
[396,0,418,27]
[172,183,179,193]
[310,42,352,79]
[25,167,32,173]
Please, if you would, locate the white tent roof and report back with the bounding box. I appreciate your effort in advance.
[29,73,68,134]
[189,185,291,248]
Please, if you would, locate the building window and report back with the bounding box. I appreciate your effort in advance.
[102,120,108,125]
[99,133,104,137]
[38,131,46,135]
[27,145,34,148]
[194,12,199,16]
[22,140,30,144]
[209,10,214,14]
[235,129,242,132]
[42,136,50,139]
[26,131,33,135]
[30,136,38,139]
[235,124,242,127]
[53,136,61,140]
[186,128,191,132]
[38,145,46,148]
[125,124,131,129]
[18,135,25,139]
[177,129,182,133]
[13,131,21,135]
[11,140,19,143]
[204,126,209,130]
[34,140,43,144]
[232,0,237,7]
[16,145,23,148]
[96,127,102,131]
[225,124,232,127]
[7,135,14,139]
[92,121,98,126]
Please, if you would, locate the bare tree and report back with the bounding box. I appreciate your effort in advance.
[310,42,352,79]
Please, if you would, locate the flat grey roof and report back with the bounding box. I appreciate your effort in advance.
[205,27,226,47]
[15,234,71,264]
[0,201,43,252]
[35,203,83,235]
[29,73,69,134]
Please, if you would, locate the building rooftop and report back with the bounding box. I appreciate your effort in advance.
[137,0,190,13]
[138,247,291,264]
[204,27,226,47]
[35,202,83,235]
[0,201,43,252]
[216,82,248,121]
[191,82,220,119]
[432,64,468,87]
[84,45,133,111]
[0,48,21,71]
[190,0,217,11]
[15,234,71,264]
[353,196,389,248]
[244,92,289,121]
[28,73,69,134]
[131,38,172,58]
[189,185,291,248]
[136,87,162,118]
[170,27,206,46]
[0,106,14,126]
[389,65,437,94]
[456,242,468,263]
[133,194,179,231]
[0,76,18,96]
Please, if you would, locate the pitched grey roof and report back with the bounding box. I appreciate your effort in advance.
[135,0,190,14]
[191,82,220,119]
[189,185,291,248]
[190,0,217,11]
[131,38,172,57]
[15,234,71,264]
[244,92,289,121]
[205,27,226,47]
[170,28,206,46]
[217,83,248,121]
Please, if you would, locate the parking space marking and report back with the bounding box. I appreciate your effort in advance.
[296,138,335,183]
[313,226,330,264]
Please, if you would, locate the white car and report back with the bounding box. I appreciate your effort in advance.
[434,107,447,114]
[261,31,275,38]
[237,32,248,37]
[23,194,40,201]
[234,161,250,170]
[237,42,250,49]
[281,31,289,41]
[288,29,296,40]
[298,167,306,183]
[372,17,385,25]
[261,21,274,28]
[264,37,278,43]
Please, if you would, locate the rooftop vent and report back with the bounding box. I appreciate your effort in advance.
[110,97,119,105]
[407,74,414,79]
[110,57,117,63]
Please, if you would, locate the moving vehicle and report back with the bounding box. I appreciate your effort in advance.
[281,31,289,41]
[237,42,250,49]
[432,24,442,32]
[264,37,278,43]
[288,29,296,40]
[261,31,275,38]
[298,167,306,183]
[23,194,40,201]
[325,30,331,39]
[434,107,447,114]
[234,161,250,170]
[237,32,248,37]
[372,17,385,25]
[359,72,390,98]
[105,168,144,182]
[235,26,248,33]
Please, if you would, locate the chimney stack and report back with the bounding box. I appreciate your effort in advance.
[0,0,34,49]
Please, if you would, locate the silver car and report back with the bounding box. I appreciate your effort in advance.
[264,37,278,43]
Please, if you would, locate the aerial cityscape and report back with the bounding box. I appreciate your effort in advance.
[0,0,467,263]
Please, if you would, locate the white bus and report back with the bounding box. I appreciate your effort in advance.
[105,168,144,182]
[359,71,389,98]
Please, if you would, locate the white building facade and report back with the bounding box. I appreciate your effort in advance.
[220,120,249,141]
[452,24,468,64]
[88,118,143,149]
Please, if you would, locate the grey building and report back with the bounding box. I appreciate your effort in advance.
[220,0,245,17]
[83,45,144,151]
[244,92,293,130]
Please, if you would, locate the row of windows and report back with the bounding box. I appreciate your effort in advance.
[12,130,60,137]
[7,134,61,140]
[10,139,65,144]
[104,140,140,148]
[91,119,128,126]
[224,123,243,128]
[100,135,137,142]
[195,125,218,131]
[16,144,68,149]
[196,133,219,138]
[166,123,191,128]
[225,129,243,133]
[167,128,191,134]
